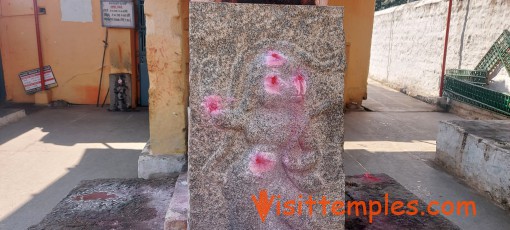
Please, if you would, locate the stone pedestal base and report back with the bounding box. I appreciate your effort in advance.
[138,142,186,179]
[164,172,189,230]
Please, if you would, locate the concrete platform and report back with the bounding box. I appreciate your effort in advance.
[448,100,510,120]
[1,102,45,115]
[0,108,25,128]
[436,120,510,210]
[138,142,186,179]
[28,176,178,229]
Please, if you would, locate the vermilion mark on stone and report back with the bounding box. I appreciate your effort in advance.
[363,172,381,182]
[271,76,278,85]
[255,155,270,165]
[250,152,275,175]
[264,74,282,94]
[265,51,286,67]
[292,74,307,96]
[73,192,117,201]
[202,95,223,115]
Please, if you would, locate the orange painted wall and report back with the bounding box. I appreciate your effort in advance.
[329,0,375,106]
[0,0,133,104]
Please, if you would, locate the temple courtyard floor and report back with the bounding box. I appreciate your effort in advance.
[0,80,508,229]
[345,80,510,229]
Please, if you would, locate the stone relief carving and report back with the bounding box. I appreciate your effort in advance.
[189,3,345,229]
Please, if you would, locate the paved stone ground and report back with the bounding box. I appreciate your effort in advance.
[0,102,45,115]
[345,80,510,230]
[1,81,509,229]
[362,79,438,112]
[28,176,177,230]
[26,173,458,229]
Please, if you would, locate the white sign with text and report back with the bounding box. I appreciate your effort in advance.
[101,0,135,28]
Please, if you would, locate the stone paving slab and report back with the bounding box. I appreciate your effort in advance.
[346,174,460,229]
[363,79,438,112]
[26,173,460,229]
[28,176,177,230]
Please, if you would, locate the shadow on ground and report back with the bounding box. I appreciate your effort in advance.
[0,106,148,229]
[1,149,141,229]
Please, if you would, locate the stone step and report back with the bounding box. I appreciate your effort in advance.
[0,108,26,128]
[164,172,189,230]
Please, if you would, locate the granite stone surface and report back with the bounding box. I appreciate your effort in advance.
[28,177,178,230]
[189,3,346,229]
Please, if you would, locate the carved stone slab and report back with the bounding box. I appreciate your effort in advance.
[189,3,346,229]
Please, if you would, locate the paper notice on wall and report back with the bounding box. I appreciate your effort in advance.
[18,66,58,94]
[61,0,93,23]
[101,0,135,28]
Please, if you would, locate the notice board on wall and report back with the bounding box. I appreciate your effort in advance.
[101,0,135,28]
[18,66,58,94]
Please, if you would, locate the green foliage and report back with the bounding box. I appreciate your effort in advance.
[375,0,419,11]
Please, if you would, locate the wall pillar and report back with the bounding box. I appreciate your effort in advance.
[139,0,188,178]
[329,0,375,107]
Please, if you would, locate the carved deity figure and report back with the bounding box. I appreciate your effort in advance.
[113,77,128,111]
[188,4,346,229]
[201,49,342,229]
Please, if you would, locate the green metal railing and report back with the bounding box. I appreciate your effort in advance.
[444,30,510,117]
[445,69,488,86]
[475,30,510,78]
[444,77,510,116]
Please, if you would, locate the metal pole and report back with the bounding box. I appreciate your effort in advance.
[33,0,45,91]
[439,0,453,97]
[96,29,109,107]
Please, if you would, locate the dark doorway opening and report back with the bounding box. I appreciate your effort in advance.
[0,49,6,103]
[136,0,149,107]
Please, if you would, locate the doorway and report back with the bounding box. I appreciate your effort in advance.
[136,0,149,106]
